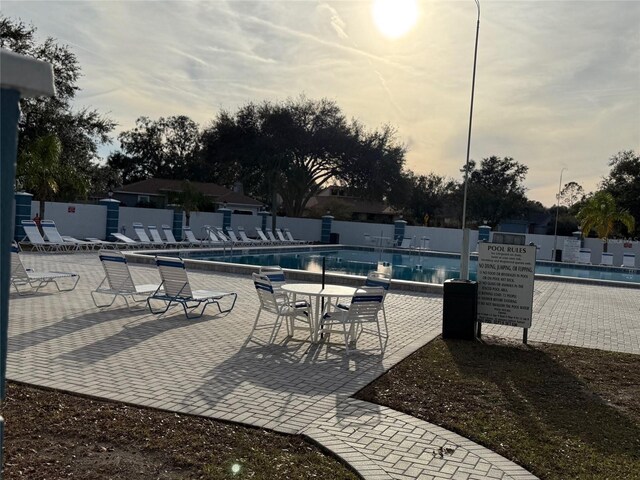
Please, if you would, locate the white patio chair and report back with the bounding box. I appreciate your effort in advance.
[202,225,228,246]
[214,226,237,245]
[255,227,275,245]
[283,228,307,244]
[578,248,592,264]
[336,271,390,339]
[147,256,237,319]
[265,228,282,244]
[61,235,98,250]
[132,222,164,248]
[10,243,80,295]
[228,229,253,245]
[398,237,413,249]
[91,249,161,310]
[183,227,203,247]
[86,237,120,249]
[236,226,263,245]
[600,252,614,266]
[275,228,293,244]
[20,220,67,252]
[250,273,312,343]
[162,225,193,248]
[112,232,144,249]
[147,225,172,248]
[320,286,386,354]
[40,220,84,251]
[622,253,636,268]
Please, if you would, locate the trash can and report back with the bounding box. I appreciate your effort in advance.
[555,249,562,262]
[329,232,340,244]
[442,279,478,340]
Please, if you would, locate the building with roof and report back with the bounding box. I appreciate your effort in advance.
[305,186,400,223]
[113,179,263,214]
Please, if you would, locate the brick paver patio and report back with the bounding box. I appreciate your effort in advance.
[7,252,640,479]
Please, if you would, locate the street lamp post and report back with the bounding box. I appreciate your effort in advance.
[459,0,481,280]
[551,167,567,262]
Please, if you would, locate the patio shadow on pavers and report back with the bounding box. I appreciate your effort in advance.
[57,311,230,364]
[185,337,387,431]
[8,307,146,353]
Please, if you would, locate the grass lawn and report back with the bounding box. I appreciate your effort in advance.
[1,382,359,480]
[355,336,640,480]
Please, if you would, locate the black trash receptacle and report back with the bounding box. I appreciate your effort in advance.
[329,232,340,244]
[442,279,478,340]
[555,249,562,262]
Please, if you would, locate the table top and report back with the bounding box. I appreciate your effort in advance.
[282,283,360,297]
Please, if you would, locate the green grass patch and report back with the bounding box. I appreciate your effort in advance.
[355,337,640,480]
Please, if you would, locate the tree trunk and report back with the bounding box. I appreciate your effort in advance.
[271,189,277,232]
[185,211,191,227]
[603,240,608,253]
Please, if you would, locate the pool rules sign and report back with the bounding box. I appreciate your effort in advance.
[477,243,536,329]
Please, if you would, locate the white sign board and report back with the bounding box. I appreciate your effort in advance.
[477,243,536,328]
[562,238,581,263]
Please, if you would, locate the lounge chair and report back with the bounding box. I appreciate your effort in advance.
[275,228,292,244]
[397,237,413,249]
[10,243,80,295]
[147,256,237,318]
[132,222,164,248]
[202,226,228,246]
[228,229,253,245]
[265,228,281,244]
[250,273,312,342]
[86,237,120,249]
[20,220,68,252]
[622,253,636,268]
[238,226,267,245]
[600,252,614,266]
[148,225,177,248]
[336,271,390,339]
[111,232,144,249]
[183,227,203,247]
[213,226,237,245]
[255,227,275,244]
[40,220,86,251]
[284,228,307,244]
[91,250,161,310]
[61,236,98,250]
[320,286,386,354]
[162,225,194,248]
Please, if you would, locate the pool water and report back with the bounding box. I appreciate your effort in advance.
[196,248,640,285]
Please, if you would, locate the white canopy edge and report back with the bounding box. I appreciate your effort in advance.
[0,48,55,98]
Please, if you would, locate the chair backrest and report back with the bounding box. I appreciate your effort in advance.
[266,229,279,242]
[155,256,192,298]
[284,229,296,242]
[98,249,136,291]
[148,225,164,244]
[259,266,286,290]
[275,229,288,242]
[21,220,47,245]
[203,226,222,243]
[183,227,199,243]
[214,227,231,242]
[399,238,412,249]
[346,287,384,322]
[132,223,152,243]
[252,273,281,312]
[10,243,29,280]
[237,226,252,242]
[256,228,270,242]
[162,225,178,243]
[622,253,636,268]
[227,230,241,243]
[365,271,391,293]
[40,220,65,243]
[112,233,138,244]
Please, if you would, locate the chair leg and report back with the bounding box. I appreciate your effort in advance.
[249,308,263,338]
[381,304,389,338]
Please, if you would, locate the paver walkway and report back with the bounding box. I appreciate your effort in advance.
[7,253,640,479]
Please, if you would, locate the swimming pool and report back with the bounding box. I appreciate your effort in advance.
[187,247,640,285]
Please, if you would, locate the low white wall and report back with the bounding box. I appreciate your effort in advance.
[119,206,174,240]
[276,217,322,242]
[187,212,224,240]
[583,238,640,267]
[332,220,394,246]
[31,201,107,239]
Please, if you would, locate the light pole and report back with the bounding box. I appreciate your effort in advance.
[551,167,567,262]
[459,0,480,280]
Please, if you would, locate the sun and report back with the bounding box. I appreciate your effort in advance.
[372,0,419,39]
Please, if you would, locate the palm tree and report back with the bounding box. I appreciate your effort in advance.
[173,180,203,227]
[17,134,64,219]
[577,191,635,252]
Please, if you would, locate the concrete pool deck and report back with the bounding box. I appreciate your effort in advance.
[7,252,640,479]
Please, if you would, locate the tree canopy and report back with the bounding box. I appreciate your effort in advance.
[1,16,116,200]
[601,150,639,236]
[577,191,635,250]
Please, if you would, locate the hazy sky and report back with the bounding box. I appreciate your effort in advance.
[3,0,639,206]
